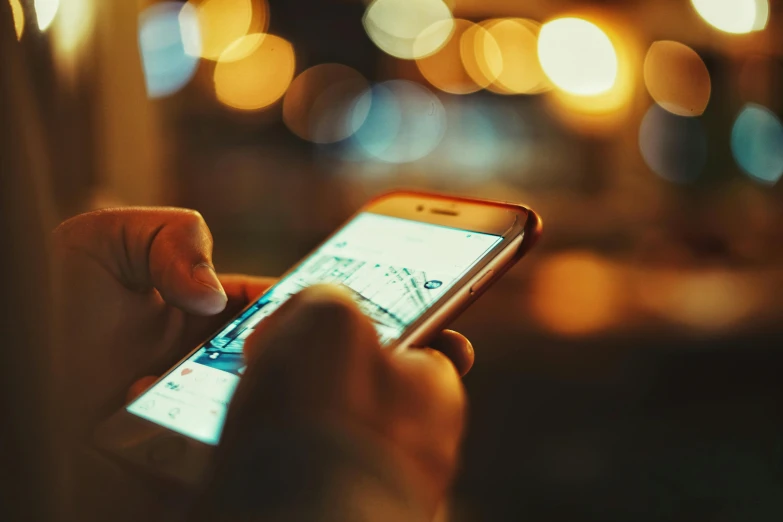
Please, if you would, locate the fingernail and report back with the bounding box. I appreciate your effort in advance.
[192,263,226,295]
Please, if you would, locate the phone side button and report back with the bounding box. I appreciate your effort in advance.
[147,436,186,468]
[469,270,493,295]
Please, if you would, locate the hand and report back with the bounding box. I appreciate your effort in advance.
[51,208,273,519]
[208,285,473,520]
[53,207,475,522]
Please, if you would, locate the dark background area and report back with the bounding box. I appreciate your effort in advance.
[16,0,783,519]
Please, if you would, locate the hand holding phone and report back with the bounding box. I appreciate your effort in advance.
[75,192,539,502]
[198,284,467,520]
[61,193,540,520]
[51,192,540,520]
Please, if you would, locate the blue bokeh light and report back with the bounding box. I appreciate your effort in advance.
[351,80,446,164]
[731,103,783,185]
[138,2,201,99]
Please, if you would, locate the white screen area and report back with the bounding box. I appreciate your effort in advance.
[127,213,502,444]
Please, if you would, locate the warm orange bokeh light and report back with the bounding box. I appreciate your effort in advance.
[639,269,760,332]
[461,22,502,89]
[644,41,711,117]
[481,18,550,95]
[542,15,637,134]
[283,64,369,143]
[52,0,95,70]
[214,33,295,111]
[9,0,24,40]
[416,19,486,95]
[531,251,622,336]
[188,0,268,61]
[538,17,617,96]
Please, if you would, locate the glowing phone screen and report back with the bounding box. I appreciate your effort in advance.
[127,212,502,444]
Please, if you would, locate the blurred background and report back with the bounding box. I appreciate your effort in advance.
[10,0,783,520]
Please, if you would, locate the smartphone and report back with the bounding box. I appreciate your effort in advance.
[95,191,542,485]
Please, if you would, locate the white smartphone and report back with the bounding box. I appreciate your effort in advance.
[95,190,542,485]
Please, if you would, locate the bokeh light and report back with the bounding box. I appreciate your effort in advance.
[363,0,454,60]
[139,2,201,99]
[214,33,295,111]
[481,18,550,95]
[731,103,783,185]
[52,0,95,64]
[531,251,622,337]
[186,0,268,62]
[538,17,617,96]
[640,270,761,332]
[644,41,711,117]
[690,0,769,34]
[639,104,707,183]
[461,22,502,89]
[415,19,486,95]
[541,18,635,134]
[35,0,59,31]
[350,80,446,163]
[424,97,527,176]
[9,0,23,40]
[283,64,370,143]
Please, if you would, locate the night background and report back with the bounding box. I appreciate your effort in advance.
[9,0,783,520]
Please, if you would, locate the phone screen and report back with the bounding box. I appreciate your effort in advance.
[127,212,503,444]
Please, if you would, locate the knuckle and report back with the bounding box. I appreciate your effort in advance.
[181,208,205,223]
[179,208,207,229]
[176,208,212,243]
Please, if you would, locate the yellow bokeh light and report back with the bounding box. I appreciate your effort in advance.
[214,33,295,111]
[461,22,503,89]
[9,0,24,40]
[363,0,454,60]
[531,251,622,336]
[283,64,370,143]
[481,18,550,95]
[218,32,265,62]
[52,0,95,61]
[415,19,486,95]
[187,0,268,61]
[35,0,59,31]
[541,16,636,135]
[538,17,617,96]
[640,270,760,332]
[690,0,768,34]
[644,41,711,117]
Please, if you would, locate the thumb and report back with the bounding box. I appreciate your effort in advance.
[54,207,227,315]
[227,285,380,427]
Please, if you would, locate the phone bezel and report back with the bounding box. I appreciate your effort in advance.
[94,190,542,486]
